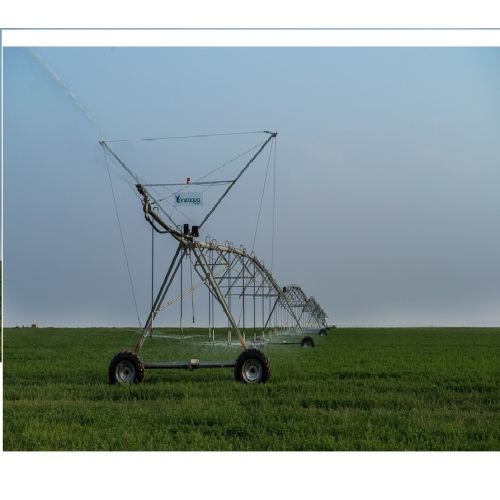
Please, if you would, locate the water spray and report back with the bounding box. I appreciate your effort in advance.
[29,49,105,139]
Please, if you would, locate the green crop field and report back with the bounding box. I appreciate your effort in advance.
[2,326,499,451]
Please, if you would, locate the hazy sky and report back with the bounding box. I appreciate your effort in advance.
[3,36,500,327]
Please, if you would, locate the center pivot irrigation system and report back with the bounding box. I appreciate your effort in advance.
[100,131,329,384]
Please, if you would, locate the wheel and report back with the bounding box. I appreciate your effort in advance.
[301,336,315,348]
[109,350,145,384]
[234,349,271,384]
[319,329,328,336]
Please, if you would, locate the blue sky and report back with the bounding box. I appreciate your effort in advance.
[3,40,500,327]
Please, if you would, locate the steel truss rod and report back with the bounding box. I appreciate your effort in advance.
[199,132,277,229]
[189,243,304,335]
[135,243,184,353]
[142,180,232,187]
[99,140,139,183]
[190,246,248,350]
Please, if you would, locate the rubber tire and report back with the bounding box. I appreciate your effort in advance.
[109,350,145,384]
[301,336,315,348]
[319,329,328,336]
[234,349,271,384]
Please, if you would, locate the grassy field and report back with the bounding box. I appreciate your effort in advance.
[2,326,499,451]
